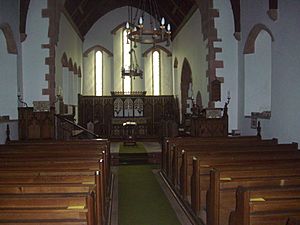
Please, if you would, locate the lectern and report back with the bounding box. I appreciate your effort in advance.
[123,121,137,146]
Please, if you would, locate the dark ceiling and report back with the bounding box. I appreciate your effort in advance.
[64,0,197,37]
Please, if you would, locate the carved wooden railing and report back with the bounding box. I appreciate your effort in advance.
[55,114,99,140]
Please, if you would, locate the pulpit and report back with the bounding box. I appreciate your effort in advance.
[123,121,137,146]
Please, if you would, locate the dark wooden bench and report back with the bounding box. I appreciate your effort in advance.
[0,141,111,225]
[163,137,277,181]
[286,217,300,225]
[229,186,300,225]
[189,155,300,223]
[206,164,300,225]
[0,142,110,197]
[0,161,106,223]
[0,193,95,224]
[162,136,263,175]
[175,143,297,193]
[176,146,298,202]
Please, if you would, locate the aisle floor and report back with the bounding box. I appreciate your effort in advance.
[111,142,192,225]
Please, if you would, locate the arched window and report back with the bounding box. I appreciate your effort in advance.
[152,50,160,95]
[123,29,131,93]
[95,50,103,96]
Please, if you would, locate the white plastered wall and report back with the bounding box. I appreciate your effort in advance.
[0,0,21,142]
[83,51,95,95]
[22,0,49,106]
[244,30,272,116]
[214,0,239,131]
[0,31,18,119]
[56,13,83,105]
[172,9,209,113]
[238,0,300,144]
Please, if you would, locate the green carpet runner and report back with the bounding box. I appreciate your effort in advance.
[118,164,181,225]
[119,142,147,153]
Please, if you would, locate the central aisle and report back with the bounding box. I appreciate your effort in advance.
[118,164,182,225]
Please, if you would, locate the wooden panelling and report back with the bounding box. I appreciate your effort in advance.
[78,95,179,139]
[18,107,55,140]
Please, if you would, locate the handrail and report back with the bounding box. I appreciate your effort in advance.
[55,114,99,138]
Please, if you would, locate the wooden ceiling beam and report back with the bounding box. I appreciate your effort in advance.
[168,0,186,17]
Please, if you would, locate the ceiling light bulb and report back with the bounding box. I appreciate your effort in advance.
[126,22,130,29]
[139,17,143,25]
[161,17,165,26]
[167,24,171,31]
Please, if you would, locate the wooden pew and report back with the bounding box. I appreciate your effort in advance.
[162,136,263,176]
[179,146,299,203]
[163,136,300,225]
[1,139,111,190]
[0,193,95,224]
[190,156,300,222]
[286,217,300,225]
[0,141,110,225]
[164,137,278,182]
[176,143,297,194]
[229,186,300,225]
[0,143,110,198]
[0,209,89,224]
[0,162,106,224]
[206,164,300,225]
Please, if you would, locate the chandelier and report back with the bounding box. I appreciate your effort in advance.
[125,0,172,47]
[121,48,143,79]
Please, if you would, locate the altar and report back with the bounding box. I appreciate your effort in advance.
[123,121,137,146]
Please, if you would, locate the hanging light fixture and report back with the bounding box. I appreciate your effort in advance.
[121,48,143,79]
[125,0,172,47]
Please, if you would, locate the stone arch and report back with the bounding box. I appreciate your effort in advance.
[78,66,82,78]
[142,45,172,57]
[244,23,275,54]
[61,52,68,67]
[0,23,17,54]
[181,58,192,120]
[20,0,30,42]
[83,45,113,57]
[174,57,178,69]
[73,63,78,74]
[68,58,74,71]
[111,21,128,35]
[196,90,203,110]
[229,0,241,39]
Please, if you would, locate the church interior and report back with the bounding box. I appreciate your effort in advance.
[1,0,300,224]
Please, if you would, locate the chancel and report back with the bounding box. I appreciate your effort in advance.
[1,0,300,225]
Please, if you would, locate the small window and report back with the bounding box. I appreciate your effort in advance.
[95,50,103,96]
[152,50,160,95]
[123,29,131,93]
